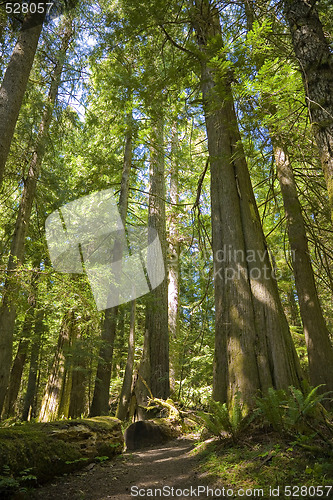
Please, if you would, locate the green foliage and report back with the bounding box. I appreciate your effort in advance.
[0,465,37,497]
[255,386,332,436]
[197,393,250,442]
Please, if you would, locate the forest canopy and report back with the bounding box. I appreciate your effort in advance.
[0,0,332,424]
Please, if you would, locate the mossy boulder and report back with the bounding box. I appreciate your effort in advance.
[0,416,123,484]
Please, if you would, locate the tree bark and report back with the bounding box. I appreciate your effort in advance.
[68,328,88,418]
[2,338,29,419]
[244,0,333,396]
[0,2,47,185]
[168,121,180,395]
[145,113,170,399]
[89,110,133,416]
[116,299,136,420]
[0,17,73,416]
[283,0,333,224]
[274,141,333,393]
[22,310,44,421]
[39,311,74,422]
[193,0,303,408]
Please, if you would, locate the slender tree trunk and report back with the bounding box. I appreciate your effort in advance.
[0,8,7,41]
[168,121,180,395]
[68,332,87,419]
[0,18,73,416]
[133,323,150,421]
[2,338,29,419]
[22,310,44,421]
[287,286,301,327]
[116,300,136,420]
[274,142,333,393]
[90,111,133,416]
[38,311,74,422]
[146,113,169,399]
[193,0,303,408]
[0,2,47,185]
[283,0,333,224]
[57,323,76,420]
[2,262,40,419]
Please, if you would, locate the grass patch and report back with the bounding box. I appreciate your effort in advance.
[196,427,333,497]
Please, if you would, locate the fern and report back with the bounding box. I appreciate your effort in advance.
[255,388,286,433]
[256,385,332,436]
[196,393,249,441]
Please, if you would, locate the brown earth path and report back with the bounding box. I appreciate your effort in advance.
[31,438,215,500]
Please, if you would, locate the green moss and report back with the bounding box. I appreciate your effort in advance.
[0,416,123,486]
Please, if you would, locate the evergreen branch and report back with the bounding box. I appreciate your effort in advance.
[159,24,198,58]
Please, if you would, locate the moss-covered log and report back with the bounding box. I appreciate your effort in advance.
[0,416,123,484]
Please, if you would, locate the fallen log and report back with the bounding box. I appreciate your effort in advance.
[0,416,123,485]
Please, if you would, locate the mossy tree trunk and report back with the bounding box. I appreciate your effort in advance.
[193,0,303,408]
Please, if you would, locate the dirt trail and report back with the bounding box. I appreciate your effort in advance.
[31,438,212,500]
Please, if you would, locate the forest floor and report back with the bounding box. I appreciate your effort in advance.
[19,426,333,500]
[30,437,213,500]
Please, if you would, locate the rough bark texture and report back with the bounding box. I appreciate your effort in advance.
[89,114,133,417]
[0,17,73,416]
[0,2,47,185]
[283,0,333,224]
[2,338,29,419]
[275,142,333,393]
[68,334,88,418]
[38,312,75,422]
[22,310,44,421]
[146,113,170,399]
[193,0,303,408]
[116,300,136,420]
[168,122,180,395]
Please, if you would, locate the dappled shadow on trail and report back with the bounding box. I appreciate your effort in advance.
[31,438,212,499]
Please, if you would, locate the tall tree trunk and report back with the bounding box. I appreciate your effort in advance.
[1,306,35,420]
[22,310,44,421]
[168,121,180,395]
[243,0,333,396]
[283,0,333,224]
[0,17,73,416]
[193,0,303,408]
[2,338,29,419]
[287,286,301,327]
[116,300,136,420]
[38,311,74,422]
[68,331,87,418]
[2,262,41,419]
[146,113,169,399]
[90,111,133,416]
[274,141,333,393]
[0,2,47,185]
